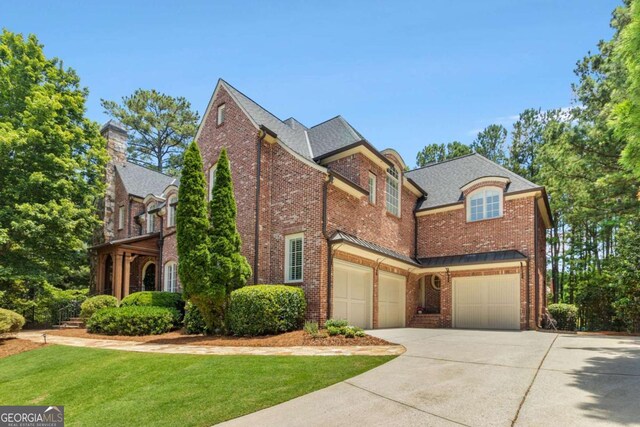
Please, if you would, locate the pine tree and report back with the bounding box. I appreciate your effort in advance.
[176,142,213,329]
[208,148,251,330]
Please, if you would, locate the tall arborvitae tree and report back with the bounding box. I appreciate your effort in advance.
[0,30,108,313]
[208,148,251,330]
[176,141,213,330]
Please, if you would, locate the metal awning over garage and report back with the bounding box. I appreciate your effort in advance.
[418,250,527,273]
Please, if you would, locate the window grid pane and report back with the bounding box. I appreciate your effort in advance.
[386,168,399,216]
[486,193,500,218]
[470,196,484,221]
[288,237,303,281]
[368,174,376,204]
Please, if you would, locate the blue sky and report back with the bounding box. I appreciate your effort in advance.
[3,0,619,166]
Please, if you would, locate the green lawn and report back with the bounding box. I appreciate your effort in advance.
[0,345,392,426]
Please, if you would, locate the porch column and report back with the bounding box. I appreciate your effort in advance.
[123,252,132,298]
[114,251,124,300]
[96,254,104,294]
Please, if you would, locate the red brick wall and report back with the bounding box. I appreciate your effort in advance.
[326,154,417,257]
[113,173,145,240]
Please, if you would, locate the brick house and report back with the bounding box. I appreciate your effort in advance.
[92,79,552,330]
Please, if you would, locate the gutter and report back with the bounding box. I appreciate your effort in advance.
[413,196,424,260]
[323,175,334,321]
[313,140,394,168]
[534,201,540,328]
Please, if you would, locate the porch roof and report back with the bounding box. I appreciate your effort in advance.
[89,233,160,251]
[418,250,527,268]
[329,231,420,267]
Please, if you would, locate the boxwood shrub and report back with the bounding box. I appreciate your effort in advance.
[0,308,26,335]
[80,295,118,319]
[183,301,209,335]
[120,291,185,316]
[227,285,306,336]
[86,306,179,336]
[548,303,578,331]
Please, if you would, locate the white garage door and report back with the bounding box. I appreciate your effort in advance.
[453,274,520,330]
[333,260,373,329]
[378,271,406,328]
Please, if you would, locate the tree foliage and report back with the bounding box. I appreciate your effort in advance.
[415,141,471,167]
[207,148,251,330]
[101,89,200,176]
[471,124,508,164]
[0,30,108,313]
[176,142,211,328]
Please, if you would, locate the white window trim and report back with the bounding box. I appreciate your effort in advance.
[466,186,503,222]
[164,261,177,292]
[217,104,226,125]
[284,233,304,283]
[209,163,217,201]
[385,166,401,217]
[118,205,125,230]
[368,172,376,205]
[167,196,177,227]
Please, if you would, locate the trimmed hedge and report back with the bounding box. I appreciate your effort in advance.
[0,308,25,335]
[227,285,306,336]
[548,303,578,331]
[183,302,209,335]
[86,306,179,336]
[121,291,185,315]
[80,295,118,319]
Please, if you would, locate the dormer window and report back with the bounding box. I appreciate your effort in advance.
[386,166,400,216]
[217,104,226,125]
[146,202,156,233]
[467,187,502,222]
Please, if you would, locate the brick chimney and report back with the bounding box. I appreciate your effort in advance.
[100,120,128,242]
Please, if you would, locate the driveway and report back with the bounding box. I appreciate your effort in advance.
[220,328,640,426]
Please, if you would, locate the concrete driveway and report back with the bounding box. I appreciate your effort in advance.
[220,328,640,426]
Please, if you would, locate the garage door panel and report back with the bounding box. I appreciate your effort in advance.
[332,261,372,329]
[453,274,520,330]
[378,272,406,328]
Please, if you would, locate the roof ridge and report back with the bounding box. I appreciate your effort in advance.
[337,116,365,141]
[405,152,477,173]
[309,115,343,129]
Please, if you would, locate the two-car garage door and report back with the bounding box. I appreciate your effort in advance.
[333,260,406,329]
[453,274,520,330]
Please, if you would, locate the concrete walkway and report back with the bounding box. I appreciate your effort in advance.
[17,331,405,357]
[220,328,640,426]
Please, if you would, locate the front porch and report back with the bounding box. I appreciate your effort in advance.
[92,234,160,299]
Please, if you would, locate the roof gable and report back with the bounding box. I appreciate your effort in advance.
[307,116,365,159]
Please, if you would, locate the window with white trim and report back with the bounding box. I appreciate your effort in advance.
[386,166,400,216]
[118,205,125,230]
[209,164,217,200]
[146,202,156,233]
[217,104,226,125]
[167,195,177,227]
[164,261,177,292]
[368,172,376,204]
[467,187,502,221]
[285,233,303,283]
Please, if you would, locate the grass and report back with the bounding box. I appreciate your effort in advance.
[0,345,393,426]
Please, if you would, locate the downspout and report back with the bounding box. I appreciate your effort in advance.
[523,261,530,330]
[323,174,334,320]
[413,197,424,260]
[534,200,539,329]
[127,197,133,237]
[254,131,266,284]
[158,215,164,292]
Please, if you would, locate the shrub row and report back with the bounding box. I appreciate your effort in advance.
[548,303,578,331]
[80,295,118,319]
[0,308,25,335]
[227,285,306,336]
[325,319,365,338]
[120,291,185,314]
[86,306,179,336]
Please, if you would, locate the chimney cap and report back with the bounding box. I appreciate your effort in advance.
[100,119,127,136]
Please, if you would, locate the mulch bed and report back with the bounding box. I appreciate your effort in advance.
[45,328,392,347]
[0,337,47,358]
[578,331,640,337]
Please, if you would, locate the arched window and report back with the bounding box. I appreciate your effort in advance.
[164,261,177,293]
[467,187,502,222]
[167,195,177,227]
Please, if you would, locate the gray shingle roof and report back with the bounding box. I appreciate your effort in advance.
[221,80,312,159]
[330,230,419,266]
[115,162,179,199]
[419,250,526,268]
[405,154,541,210]
[307,116,365,159]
